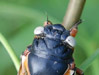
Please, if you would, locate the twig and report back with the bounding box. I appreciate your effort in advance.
[0,33,20,71]
[63,0,86,30]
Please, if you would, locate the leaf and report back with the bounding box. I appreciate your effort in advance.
[80,49,99,72]
[0,33,20,71]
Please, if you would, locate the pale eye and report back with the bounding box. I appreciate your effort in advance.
[64,36,76,47]
[34,26,44,35]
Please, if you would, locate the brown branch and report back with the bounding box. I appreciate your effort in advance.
[63,0,86,30]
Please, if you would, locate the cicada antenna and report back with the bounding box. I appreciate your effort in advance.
[47,15,49,24]
[74,19,82,28]
[44,11,52,26]
[70,19,83,30]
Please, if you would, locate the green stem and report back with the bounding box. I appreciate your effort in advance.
[80,49,99,72]
[0,33,20,71]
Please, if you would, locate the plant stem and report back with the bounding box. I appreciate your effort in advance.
[63,0,86,30]
[0,33,20,71]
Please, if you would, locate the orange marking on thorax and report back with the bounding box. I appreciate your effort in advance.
[70,28,78,37]
[44,21,52,26]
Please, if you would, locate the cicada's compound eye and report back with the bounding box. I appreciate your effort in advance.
[64,36,76,47]
[34,26,44,35]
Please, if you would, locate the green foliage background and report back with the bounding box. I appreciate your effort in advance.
[0,0,99,75]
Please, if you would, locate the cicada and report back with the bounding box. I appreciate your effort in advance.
[18,20,84,75]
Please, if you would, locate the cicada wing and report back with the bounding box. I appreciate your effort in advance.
[18,63,22,75]
[18,54,30,75]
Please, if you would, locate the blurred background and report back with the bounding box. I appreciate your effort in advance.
[0,0,99,75]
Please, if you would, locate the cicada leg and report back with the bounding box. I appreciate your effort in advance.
[64,62,76,75]
[76,68,84,75]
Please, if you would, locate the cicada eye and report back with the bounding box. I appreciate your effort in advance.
[64,36,76,47]
[34,26,44,35]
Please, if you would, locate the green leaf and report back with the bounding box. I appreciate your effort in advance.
[80,49,99,72]
[0,33,20,71]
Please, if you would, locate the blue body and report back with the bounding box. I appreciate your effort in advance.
[28,24,73,75]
